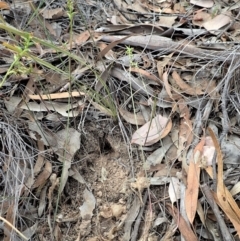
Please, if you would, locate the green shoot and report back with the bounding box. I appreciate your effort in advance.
[125,46,138,68]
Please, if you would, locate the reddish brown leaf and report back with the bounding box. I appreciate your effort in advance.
[130,67,161,84]
[185,138,205,223]
[162,71,173,99]
[32,161,52,189]
[73,30,91,45]
[119,107,146,126]
[0,1,9,9]
[157,53,173,79]
[172,71,204,95]
[166,203,198,241]
[97,42,116,60]
[208,128,240,236]
[192,11,212,27]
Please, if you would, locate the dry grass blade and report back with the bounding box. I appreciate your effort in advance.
[0,215,27,240]
[0,120,35,240]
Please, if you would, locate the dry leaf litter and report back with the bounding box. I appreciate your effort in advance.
[0,0,240,240]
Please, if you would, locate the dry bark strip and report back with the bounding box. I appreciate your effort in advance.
[100,35,240,62]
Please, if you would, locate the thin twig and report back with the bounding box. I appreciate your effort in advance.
[201,184,233,241]
[131,191,148,241]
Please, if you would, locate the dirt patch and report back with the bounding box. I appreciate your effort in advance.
[42,122,135,241]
